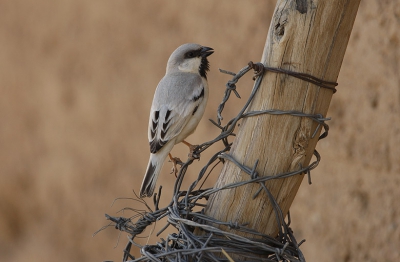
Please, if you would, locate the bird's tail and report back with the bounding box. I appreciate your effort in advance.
[140,152,169,198]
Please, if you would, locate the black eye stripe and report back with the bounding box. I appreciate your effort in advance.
[184,49,201,58]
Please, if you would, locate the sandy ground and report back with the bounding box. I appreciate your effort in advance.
[0,1,399,261]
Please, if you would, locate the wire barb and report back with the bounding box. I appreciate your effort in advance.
[99,62,336,262]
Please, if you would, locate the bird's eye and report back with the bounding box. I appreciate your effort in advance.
[188,52,195,58]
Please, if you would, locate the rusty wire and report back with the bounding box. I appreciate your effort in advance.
[98,62,337,262]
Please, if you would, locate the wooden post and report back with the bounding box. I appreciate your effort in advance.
[205,0,360,242]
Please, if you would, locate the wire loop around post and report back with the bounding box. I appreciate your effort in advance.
[99,62,337,262]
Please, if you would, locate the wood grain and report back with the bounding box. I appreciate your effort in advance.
[204,0,361,241]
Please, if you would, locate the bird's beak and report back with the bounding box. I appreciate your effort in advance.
[200,46,214,57]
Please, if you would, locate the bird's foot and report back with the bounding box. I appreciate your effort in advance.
[188,144,200,160]
[168,154,183,178]
[182,140,201,160]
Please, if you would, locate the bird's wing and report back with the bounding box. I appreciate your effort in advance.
[148,73,204,154]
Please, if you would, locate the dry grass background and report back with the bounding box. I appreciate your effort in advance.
[0,1,399,261]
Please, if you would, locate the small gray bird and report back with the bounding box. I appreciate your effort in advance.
[139,43,214,198]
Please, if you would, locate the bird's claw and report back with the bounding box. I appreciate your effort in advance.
[188,144,200,160]
[168,156,183,177]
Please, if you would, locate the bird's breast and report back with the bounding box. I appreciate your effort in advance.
[175,81,209,144]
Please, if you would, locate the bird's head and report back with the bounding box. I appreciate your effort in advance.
[166,43,214,79]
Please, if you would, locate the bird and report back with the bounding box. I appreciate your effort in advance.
[139,43,214,198]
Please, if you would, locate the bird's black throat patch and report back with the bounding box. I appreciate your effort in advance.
[199,57,210,79]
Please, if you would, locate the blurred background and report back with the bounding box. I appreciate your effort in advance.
[0,0,399,261]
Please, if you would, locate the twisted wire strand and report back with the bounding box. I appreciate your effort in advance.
[101,62,337,262]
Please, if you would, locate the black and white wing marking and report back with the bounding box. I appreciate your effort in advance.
[149,109,172,153]
[148,75,205,154]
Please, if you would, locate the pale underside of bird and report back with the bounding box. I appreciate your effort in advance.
[139,43,214,198]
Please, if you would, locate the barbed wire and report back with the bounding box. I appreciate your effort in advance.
[98,61,337,262]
